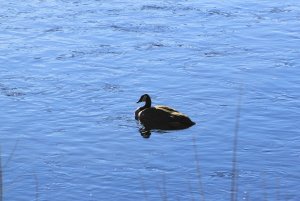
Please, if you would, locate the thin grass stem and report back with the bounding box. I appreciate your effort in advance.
[0,146,3,201]
[138,171,148,201]
[230,87,243,201]
[192,137,205,201]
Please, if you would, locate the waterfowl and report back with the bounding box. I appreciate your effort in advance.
[135,94,195,131]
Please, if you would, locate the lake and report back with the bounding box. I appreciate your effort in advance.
[0,0,299,200]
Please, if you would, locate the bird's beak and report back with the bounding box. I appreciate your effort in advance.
[137,100,141,103]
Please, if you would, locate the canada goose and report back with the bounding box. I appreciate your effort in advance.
[135,94,195,131]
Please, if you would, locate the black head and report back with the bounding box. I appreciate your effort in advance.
[137,94,150,103]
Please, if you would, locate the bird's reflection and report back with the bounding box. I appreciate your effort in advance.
[138,127,171,138]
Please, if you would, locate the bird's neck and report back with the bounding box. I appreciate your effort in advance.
[144,96,151,108]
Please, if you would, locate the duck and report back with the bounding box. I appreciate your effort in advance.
[135,94,195,131]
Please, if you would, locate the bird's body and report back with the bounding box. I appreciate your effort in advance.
[135,94,195,130]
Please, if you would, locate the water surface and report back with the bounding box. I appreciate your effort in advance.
[0,0,299,200]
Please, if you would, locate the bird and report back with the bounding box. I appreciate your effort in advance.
[135,94,195,131]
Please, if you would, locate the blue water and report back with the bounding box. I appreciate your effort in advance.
[1,1,300,200]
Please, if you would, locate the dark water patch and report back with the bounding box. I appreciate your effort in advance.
[141,4,203,13]
[202,50,230,58]
[200,46,254,58]
[135,41,167,51]
[141,5,170,11]
[44,26,63,33]
[102,83,123,93]
[0,84,26,97]
[251,5,299,23]
[206,9,235,17]
[269,7,292,14]
[252,13,267,22]
[203,51,225,57]
[135,41,209,52]
[211,171,233,178]
[274,60,295,68]
[270,93,299,103]
[111,23,172,33]
[2,26,32,32]
[56,45,121,60]
[106,9,123,14]
[0,75,69,98]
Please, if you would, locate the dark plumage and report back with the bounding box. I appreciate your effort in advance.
[135,94,195,130]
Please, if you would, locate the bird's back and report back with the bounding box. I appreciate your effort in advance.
[139,106,195,130]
